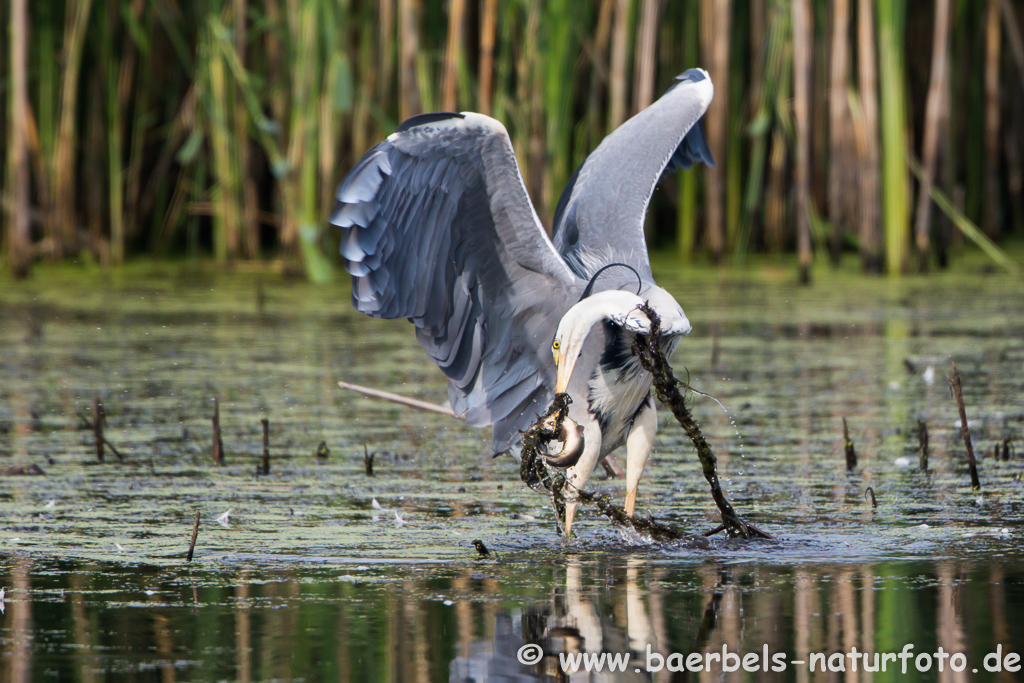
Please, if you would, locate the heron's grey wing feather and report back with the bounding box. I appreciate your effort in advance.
[331,112,582,452]
[552,69,715,280]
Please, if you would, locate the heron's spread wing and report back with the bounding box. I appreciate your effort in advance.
[552,69,715,280]
[331,112,582,451]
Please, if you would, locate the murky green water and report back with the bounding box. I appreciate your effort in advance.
[2,261,1023,681]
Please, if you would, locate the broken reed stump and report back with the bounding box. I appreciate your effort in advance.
[993,439,1014,461]
[92,395,105,462]
[81,395,125,463]
[918,419,930,472]
[632,303,772,540]
[842,418,857,471]
[257,418,271,475]
[949,361,981,489]
[212,397,225,464]
[364,444,375,476]
[186,510,200,562]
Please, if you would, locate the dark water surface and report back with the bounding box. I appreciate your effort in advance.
[1,262,1023,682]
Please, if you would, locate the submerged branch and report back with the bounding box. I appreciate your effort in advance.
[574,487,707,545]
[632,303,773,540]
[519,393,572,493]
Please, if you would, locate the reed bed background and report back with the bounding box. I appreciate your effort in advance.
[3,0,1023,281]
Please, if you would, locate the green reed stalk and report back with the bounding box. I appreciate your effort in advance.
[7,0,31,277]
[876,0,910,274]
[397,0,421,121]
[792,0,813,282]
[319,32,347,222]
[724,5,747,255]
[489,0,517,125]
[35,5,59,214]
[699,0,731,262]
[352,0,376,167]
[478,0,498,115]
[677,0,700,260]
[205,21,236,263]
[735,0,788,264]
[233,0,259,259]
[543,0,579,213]
[856,0,882,272]
[53,0,95,256]
[103,0,125,264]
[913,0,952,272]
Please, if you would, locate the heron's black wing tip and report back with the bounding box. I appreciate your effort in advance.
[665,119,715,173]
[675,68,708,83]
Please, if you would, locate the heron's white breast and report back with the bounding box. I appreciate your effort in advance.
[586,333,679,455]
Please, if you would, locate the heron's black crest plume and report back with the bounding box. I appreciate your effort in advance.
[395,111,465,132]
[579,263,643,302]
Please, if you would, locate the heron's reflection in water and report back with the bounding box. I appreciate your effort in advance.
[450,558,724,682]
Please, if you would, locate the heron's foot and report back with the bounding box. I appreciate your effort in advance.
[563,503,577,538]
[624,487,637,516]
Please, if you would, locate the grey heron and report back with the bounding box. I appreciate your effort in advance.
[331,69,714,536]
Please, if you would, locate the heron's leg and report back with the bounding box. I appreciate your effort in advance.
[562,419,603,537]
[624,401,657,516]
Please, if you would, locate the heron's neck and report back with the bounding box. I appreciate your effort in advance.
[560,290,645,336]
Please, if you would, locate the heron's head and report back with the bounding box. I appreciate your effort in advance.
[552,290,650,393]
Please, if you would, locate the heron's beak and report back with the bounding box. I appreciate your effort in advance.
[554,340,582,394]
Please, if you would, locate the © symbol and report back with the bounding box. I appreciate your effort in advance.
[517,643,544,666]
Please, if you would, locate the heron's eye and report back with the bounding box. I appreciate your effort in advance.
[552,339,560,351]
